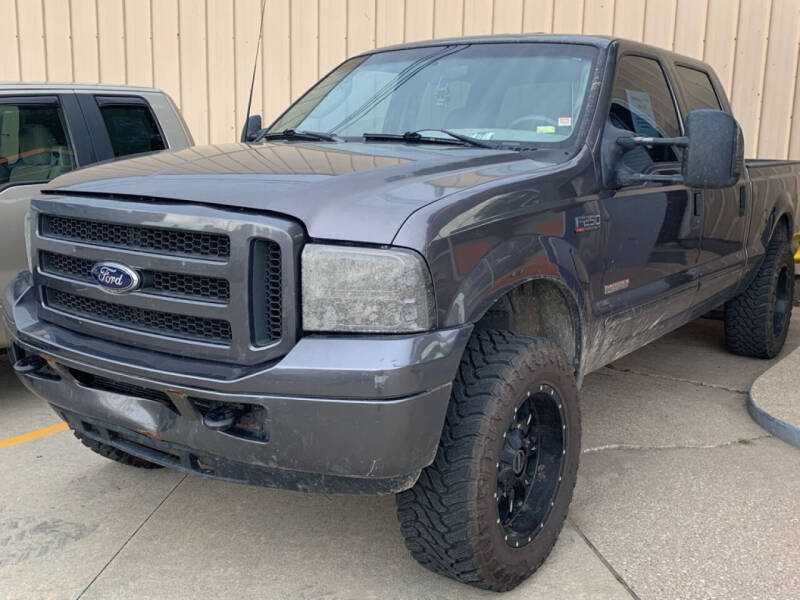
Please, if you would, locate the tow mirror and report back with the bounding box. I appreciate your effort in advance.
[681,109,743,188]
[241,114,262,143]
[605,109,743,189]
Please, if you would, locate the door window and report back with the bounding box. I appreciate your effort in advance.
[609,55,681,168]
[675,66,722,113]
[98,103,166,157]
[0,102,75,186]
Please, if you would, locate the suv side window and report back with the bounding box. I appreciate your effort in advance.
[675,65,722,113]
[609,55,681,168]
[98,102,166,158]
[0,100,75,186]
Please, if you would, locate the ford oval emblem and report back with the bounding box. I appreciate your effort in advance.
[90,262,141,294]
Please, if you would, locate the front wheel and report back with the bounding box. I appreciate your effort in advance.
[396,330,581,591]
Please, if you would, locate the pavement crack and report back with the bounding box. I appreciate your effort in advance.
[602,365,748,394]
[76,474,187,599]
[568,518,641,600]
[582,434,773,454]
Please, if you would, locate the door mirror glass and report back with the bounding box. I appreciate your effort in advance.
[682,109,743,188]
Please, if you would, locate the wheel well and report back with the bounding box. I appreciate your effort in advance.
[776,213,792,242]
[474,279,582,373]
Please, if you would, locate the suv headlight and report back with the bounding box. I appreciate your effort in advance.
[302,244,435,333]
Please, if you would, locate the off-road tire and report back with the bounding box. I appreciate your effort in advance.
[73,431,162,469]
[396,330,581,591]
[725,231,794,359]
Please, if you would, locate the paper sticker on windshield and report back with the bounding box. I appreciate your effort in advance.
[558,117,572,127]
[536,126,556,133]
[626,90,658,136]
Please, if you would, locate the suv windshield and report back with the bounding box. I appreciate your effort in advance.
[268,43,598,147]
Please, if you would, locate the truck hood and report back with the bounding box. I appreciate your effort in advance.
[46,142,559,244]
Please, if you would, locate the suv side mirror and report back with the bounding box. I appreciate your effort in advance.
[241,114,262,143]
[605,109,743,189]
[681,109,743,188]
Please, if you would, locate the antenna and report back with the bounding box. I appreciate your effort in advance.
[241,0,268,142]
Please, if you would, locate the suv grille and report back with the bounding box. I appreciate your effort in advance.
[33,200,298,364]
[45,288,233,343]
[252,240,283,343]
[41,251,231,302]
[41,214,230,259]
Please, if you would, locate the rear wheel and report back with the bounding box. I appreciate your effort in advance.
[73,431,162,469]
[725,231,794,358]
[396,330,580,591]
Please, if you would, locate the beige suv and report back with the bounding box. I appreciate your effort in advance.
[0,84,193,347]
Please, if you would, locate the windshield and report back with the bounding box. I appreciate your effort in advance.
[269,43,598,147]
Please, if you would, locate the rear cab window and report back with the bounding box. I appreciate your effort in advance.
[96,97,166,158]
[675,65,722,113]
[0,98,76,187]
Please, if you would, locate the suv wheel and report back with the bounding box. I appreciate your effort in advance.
[725,231,794,358]
[396,330,580,591]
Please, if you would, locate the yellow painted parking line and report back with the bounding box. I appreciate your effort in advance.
[0,422,69,449]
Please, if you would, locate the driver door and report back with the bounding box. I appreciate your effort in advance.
[596,55,701,356]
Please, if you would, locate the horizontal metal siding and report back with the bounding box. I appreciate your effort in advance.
[3,0,799,158]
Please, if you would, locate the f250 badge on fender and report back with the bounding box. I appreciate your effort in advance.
[90,262,141,294]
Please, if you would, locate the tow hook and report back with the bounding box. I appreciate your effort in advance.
[203,405,245,431]
[13,355,47,375]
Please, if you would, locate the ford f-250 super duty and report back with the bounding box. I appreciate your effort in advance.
[5,35,800,591]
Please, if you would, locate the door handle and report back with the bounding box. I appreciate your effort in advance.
[693,191,704,217]
[739,185,746,217]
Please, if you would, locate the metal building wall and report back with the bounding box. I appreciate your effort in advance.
[1,0,798,158]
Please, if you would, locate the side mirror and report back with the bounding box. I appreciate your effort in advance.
[241,114,262,142]
[682,109,743,188]
[606,109,743,189]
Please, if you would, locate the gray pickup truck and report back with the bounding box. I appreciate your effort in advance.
[5,36,800,591]
[0,84,193,347]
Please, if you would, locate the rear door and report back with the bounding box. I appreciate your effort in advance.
[0,93,92,344]
[597,54,700,344]
[672,64,747,310]
[76,93,168,161]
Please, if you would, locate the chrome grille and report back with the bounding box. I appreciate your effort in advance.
[32,198,300,364]
[45,288,233,343]
[41,251,231,302]
[41,214,231,259]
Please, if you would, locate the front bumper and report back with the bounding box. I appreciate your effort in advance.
[4,272,472,494]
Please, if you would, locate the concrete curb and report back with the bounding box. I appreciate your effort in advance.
[748,346,800,448]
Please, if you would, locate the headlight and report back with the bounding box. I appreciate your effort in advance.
[302,244,435,333]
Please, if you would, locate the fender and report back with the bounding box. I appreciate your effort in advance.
[741,186,796,292]
[440,234,590,327]
[431,230,593,381]
[764,191,795,245]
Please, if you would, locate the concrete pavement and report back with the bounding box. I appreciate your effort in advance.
[1,316,799,599]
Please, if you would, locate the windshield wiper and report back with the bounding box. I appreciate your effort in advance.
[363,130,500,149]
[254,129,341,143]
